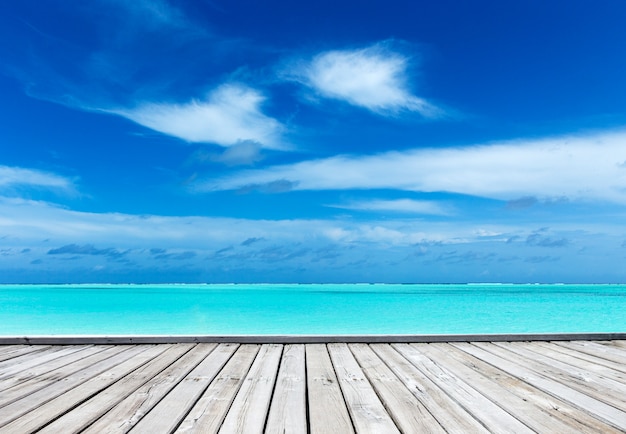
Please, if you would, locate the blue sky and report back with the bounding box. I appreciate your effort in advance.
[2,0,626,283]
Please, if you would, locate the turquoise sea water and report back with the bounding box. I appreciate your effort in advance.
[1,284,625,335]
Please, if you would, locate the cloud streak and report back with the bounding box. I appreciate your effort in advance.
[114,84,284,148]
[200,130,626,203]
[0,166,75,194]
[288,43,440,116]
[329,199,451,215]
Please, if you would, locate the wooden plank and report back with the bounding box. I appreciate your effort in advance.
[601,340,626,349]
[350,344,446,433]
[218,344,283,434]
[538,341,626,374]
[83,344,219,434]
[264,344,307,434]
[129,343,236,434]
[0,345,131,409]
[556,340,626,366]
[37,344,195,434]
[0,345,167,433]
[305,344,354,434]
[327,343,400,434]
[176,345,260,433]
[394,343,534,433]
[0,345,21,354]
[454,342,626,431]
[0,345,91,380]
[0,345,51,363]
[0,346,59,371]
[0,345,110,393]
[525,341,626,378]
[492,342,626,408]
[370,344,488,433]
[420,342,614,434]
[444,342,622,434]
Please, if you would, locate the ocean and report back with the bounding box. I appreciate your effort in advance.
[1,283,625,335]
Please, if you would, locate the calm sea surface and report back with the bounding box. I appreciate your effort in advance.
[1,284,625,335]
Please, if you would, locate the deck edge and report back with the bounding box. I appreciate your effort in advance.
[1,333,625,344]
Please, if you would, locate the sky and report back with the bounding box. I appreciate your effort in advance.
[2,0,626,283]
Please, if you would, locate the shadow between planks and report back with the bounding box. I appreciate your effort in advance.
[0,340,625,433]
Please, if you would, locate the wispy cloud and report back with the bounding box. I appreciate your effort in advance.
[199,130,626,203]
[0,166,75,194]
[286,42,440,116]
[2,196,625,282]
[102,0,189,29]
[48,244,127,259]
[329,199,451,215]
[114,84,285,148]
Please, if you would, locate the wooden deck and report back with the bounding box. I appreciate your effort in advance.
[0,340,625,433]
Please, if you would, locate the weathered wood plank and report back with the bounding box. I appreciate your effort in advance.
[37,344,195,434]
[350,343,445,433]
[0,345,111,393]
[0,341,625,433]
[0,345,51,363]
[83,344,218,434]
[176,344,260,434]
[0,345,167,432]
[395,343,534,433]
[305,344,355,434]
[444,342,622,434]
[328,343,400,434]
[0,344,91,380]
[265,344,307,434]
[492,341,626,408]
[522,341,626,379]
[218,344,283,434]
[538,341,626,374]
[556,340,626,366]
[455,342,626,431]
[370,344,488,433]
[420,342,615,434]
[129,343,236,434]
[0,345,132,409]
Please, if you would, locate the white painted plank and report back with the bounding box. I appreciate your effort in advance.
[176,345,260,434]
[328,343,400,434]
[218,344,283,434]
[129,343,236,434]
[265,344,307,434]
[350,343,445,433]
[305,344,354,434]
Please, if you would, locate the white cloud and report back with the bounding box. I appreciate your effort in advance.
[289,43,440,116]
[0,195,524,250]
[199,130,626,203]
[329,199,451,216]
[112,84,285,148]
[0,166,75,193]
